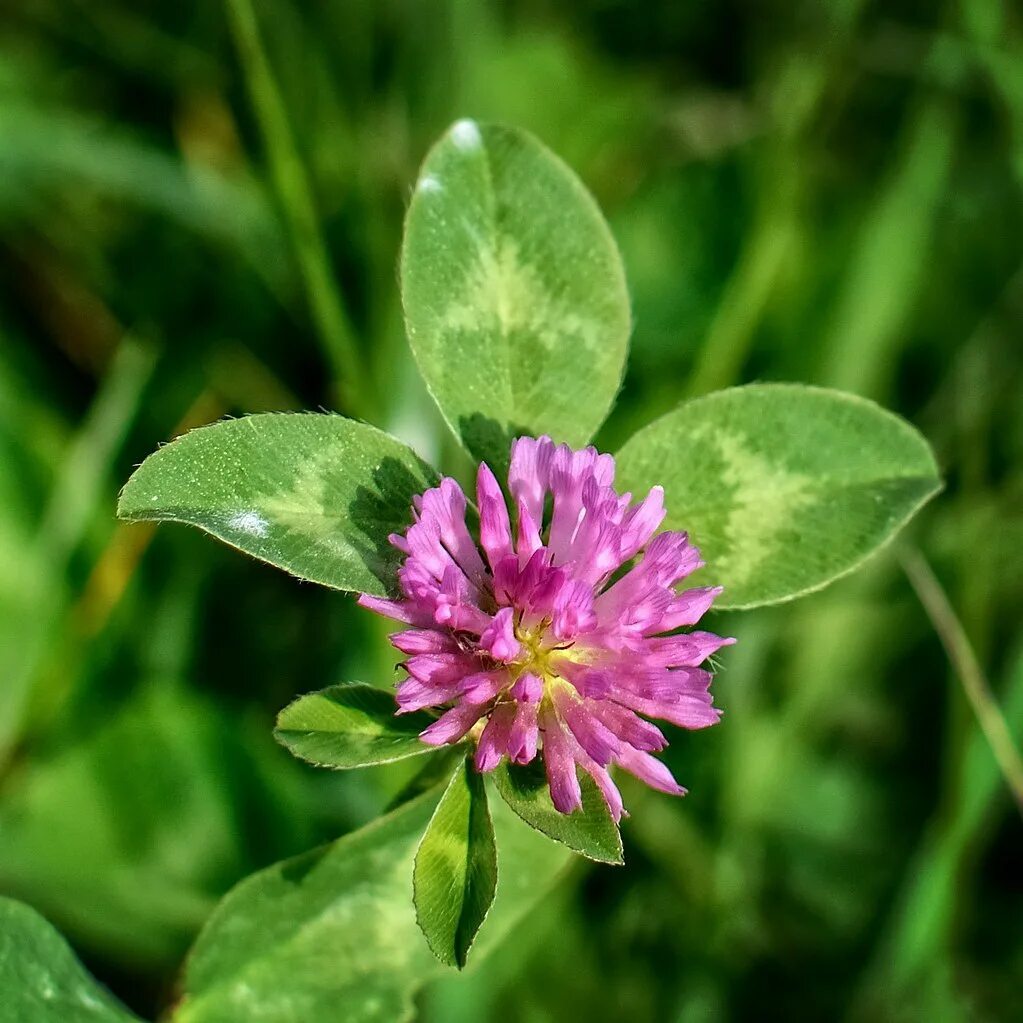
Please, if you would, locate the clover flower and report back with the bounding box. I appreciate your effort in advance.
[359,436,733,820]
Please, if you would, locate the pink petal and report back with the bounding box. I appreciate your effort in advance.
[477,462,514,571]
[474,702,516,772]
[432,565,491,633]
[550,577,597,639]
[556,715,626,822]
[595,531,702,620]
[456,670,508,704]
[616,745,686,796]
[419,702,489,746]
[554,691,621,766]
[510,671,543,703]
[617,485,666,563]
[389,629,458,655]
[479,606,522,661]
[395,677,461,713]
[507,698,540,764]
[404,652,476,685]
[508,435,554,525]
[515,496,544,565]
[547,443,603,559]
[555,660,614,699]
[419,478,487,586]
[357,594,433,627]
[590,701,667,752]
[636,631,736,668]
[611,688,722,730]
[648,587,723,632]
[540,706,582,813]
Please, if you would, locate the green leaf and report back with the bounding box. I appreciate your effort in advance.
[615,383,942,608]
[117,413,438,596]
[413,758,498,969]
[401,120,631,472]
[492,759,623,865]
[274,683,436,769]
[174,786,571,1023]
[385,746,466,813]
[0,897,141,1022]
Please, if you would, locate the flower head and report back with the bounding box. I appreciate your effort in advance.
[359,436,733,820]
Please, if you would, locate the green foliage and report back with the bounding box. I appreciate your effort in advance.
[117,415,437,596]
[0,897,140,1023]
[175,786,568,1023]
[870,642,1023,998]
[1,338,156,760]
[0,683,316,969]
[275,684,437,769]
[108,75,945,997]
[2,2,1022,1021]
[0,101,283,271]
[413,759,498,969]
[616,384,942,608]
[401,121,630,472]
[176,792,441,1023]
[493,760,623,865]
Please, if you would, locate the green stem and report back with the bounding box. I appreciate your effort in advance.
[684,203,796,397]
[225,0,374,419]
[851,641,1023,1008]
[900,546,1023,811]
[0,337,158,766]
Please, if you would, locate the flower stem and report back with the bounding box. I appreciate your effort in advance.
[900,546,1023,813]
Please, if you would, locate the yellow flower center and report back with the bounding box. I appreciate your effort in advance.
[511,621,555,680]
[509,619,586,703]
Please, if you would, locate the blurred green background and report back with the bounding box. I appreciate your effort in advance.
[1,1,1021,1020]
